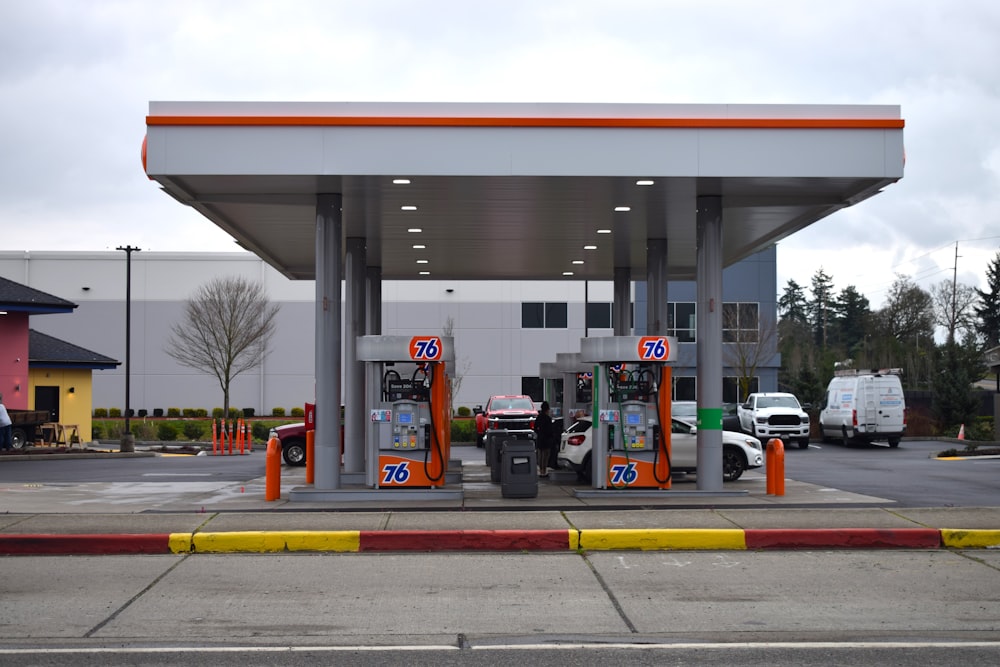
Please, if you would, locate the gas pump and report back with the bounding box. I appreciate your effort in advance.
[358,335,453,489]
[580,336,677,490]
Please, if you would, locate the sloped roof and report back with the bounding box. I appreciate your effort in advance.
[0,275,76,314]
[29,329,120,369]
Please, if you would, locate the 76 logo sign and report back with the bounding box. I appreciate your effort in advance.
[637,336,670,361]
[609,462,638,486]
[381,461,411,485]
[409,336,442,361]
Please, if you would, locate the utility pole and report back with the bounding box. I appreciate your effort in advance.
[117,245,140,452]
[951,241,960,344]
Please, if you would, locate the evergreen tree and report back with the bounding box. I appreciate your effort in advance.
[809,269,835,349]
[932,339,979,430]
[831,285,870,357]
[974,250,1000,348]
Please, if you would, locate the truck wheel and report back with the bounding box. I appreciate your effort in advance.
[282,439,307,466]
[798,438,810,449]
[888,438,900,448]
[11,428,29,450]
[722,446,745,482]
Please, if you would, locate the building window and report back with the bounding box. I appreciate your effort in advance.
[723,302,759,343]
[723,375,759,404]
[521,376,543,402]
[522,302,567,329]
[586,302,612,329]
[668,302,696,342]
[673,375,696,401]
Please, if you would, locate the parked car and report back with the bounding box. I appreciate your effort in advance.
[818,370,906,447]
[558,415,763,483]
[268,421,345,466]
[736,392,811,449]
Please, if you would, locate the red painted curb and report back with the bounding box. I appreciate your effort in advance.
[0,534,172,555]
[745,528,942,550]
[358,529,570,552]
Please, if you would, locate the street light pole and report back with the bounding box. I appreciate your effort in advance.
[117,245,140,452]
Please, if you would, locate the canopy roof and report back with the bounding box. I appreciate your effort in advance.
[144,102,904,281]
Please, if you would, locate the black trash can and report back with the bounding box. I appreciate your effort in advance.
[485,430,505,483]
[501,438,538,498]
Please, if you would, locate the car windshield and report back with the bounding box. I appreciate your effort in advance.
[758,396,800,409]
[490,398,534,411]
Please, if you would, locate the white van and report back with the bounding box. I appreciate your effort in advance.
[818,370,906,447]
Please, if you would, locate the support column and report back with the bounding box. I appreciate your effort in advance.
[613,267,631,336]
[696,195,723,491]
[344,238,366,474]
[315,194,342,490]
[366,266,382,335]
[646,239,668,336]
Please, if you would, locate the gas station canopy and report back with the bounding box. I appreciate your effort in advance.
[144,102,904,281]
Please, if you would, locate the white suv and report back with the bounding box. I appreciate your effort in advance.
[558,415,763,483]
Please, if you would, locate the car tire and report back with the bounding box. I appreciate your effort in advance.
[579,454,593,485]
[722,446,745,482]
[282,439,307,466]
[798,438,810,449]
[888,437,900,448]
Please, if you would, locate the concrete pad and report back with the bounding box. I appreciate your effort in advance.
[714,508,920,529]
[0,514,33,530]
[95,553,619,641]
[0,555,181,638]
[201,511,392,532]
[383,510,572,530]
[0,512,210,534]
[566,509,734,530]
[892,507,1000,529]
[588,550,1000,636]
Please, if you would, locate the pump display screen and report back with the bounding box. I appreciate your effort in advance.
[397,412,413,424]
[626,413,641,425]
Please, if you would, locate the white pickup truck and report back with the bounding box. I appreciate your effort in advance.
[737,392,811,449]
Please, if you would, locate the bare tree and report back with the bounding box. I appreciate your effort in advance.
[930,278,978,344]
[723,304,778,402]
[165,276,279,416]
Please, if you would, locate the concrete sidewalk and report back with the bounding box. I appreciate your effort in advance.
[2,453,1000,554]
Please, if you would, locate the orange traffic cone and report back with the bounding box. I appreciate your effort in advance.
[957,424,965,440]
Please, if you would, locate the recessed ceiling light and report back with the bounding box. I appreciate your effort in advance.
[636,179,654,186]
[416,259,429,264]
[407,228,422,233]
[572,260,584,265]
[393,179,411,184]
[597,229,611,234]
[584,245,597,250]
[419,271,430,275]
[562,272,574,276]
[412,244,426,249]
[401,205,417,211]
[614,206,631,212]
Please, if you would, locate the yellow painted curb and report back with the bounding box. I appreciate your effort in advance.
[940,529,1000,549]
[579,528,746,551]
[189,531,361,553]
[168,533,193,553]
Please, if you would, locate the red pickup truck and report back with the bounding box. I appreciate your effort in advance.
[268,420,344,466]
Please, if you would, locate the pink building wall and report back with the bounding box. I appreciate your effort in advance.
[0,312,30,409]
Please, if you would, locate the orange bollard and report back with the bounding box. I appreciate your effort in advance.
[766,438,785,496]
[212,419,218,456]
[305,430,315,485]
[265,436,281,501]
[237,418,245,454]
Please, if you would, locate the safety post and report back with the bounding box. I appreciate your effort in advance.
[227,419,234,455]
[766,438,785,496]
[211,419,218,455]
[265,436,281,501]
[306,429,315,484]
[237,418,245,454]
[246,420,253,452]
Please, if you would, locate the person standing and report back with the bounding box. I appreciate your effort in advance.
[534,401,557,478]
[0,394,12,451]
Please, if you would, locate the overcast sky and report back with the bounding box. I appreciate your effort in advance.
[2,0,998,308]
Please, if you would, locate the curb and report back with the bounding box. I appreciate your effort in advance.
[2,528,999,555]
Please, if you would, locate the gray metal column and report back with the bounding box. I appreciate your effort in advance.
[696,195,723,491]
[344,238,366,474]
[613,267,631,335]
[646,239,668,336]
[366,266,382,335]
[315,194,342,489]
